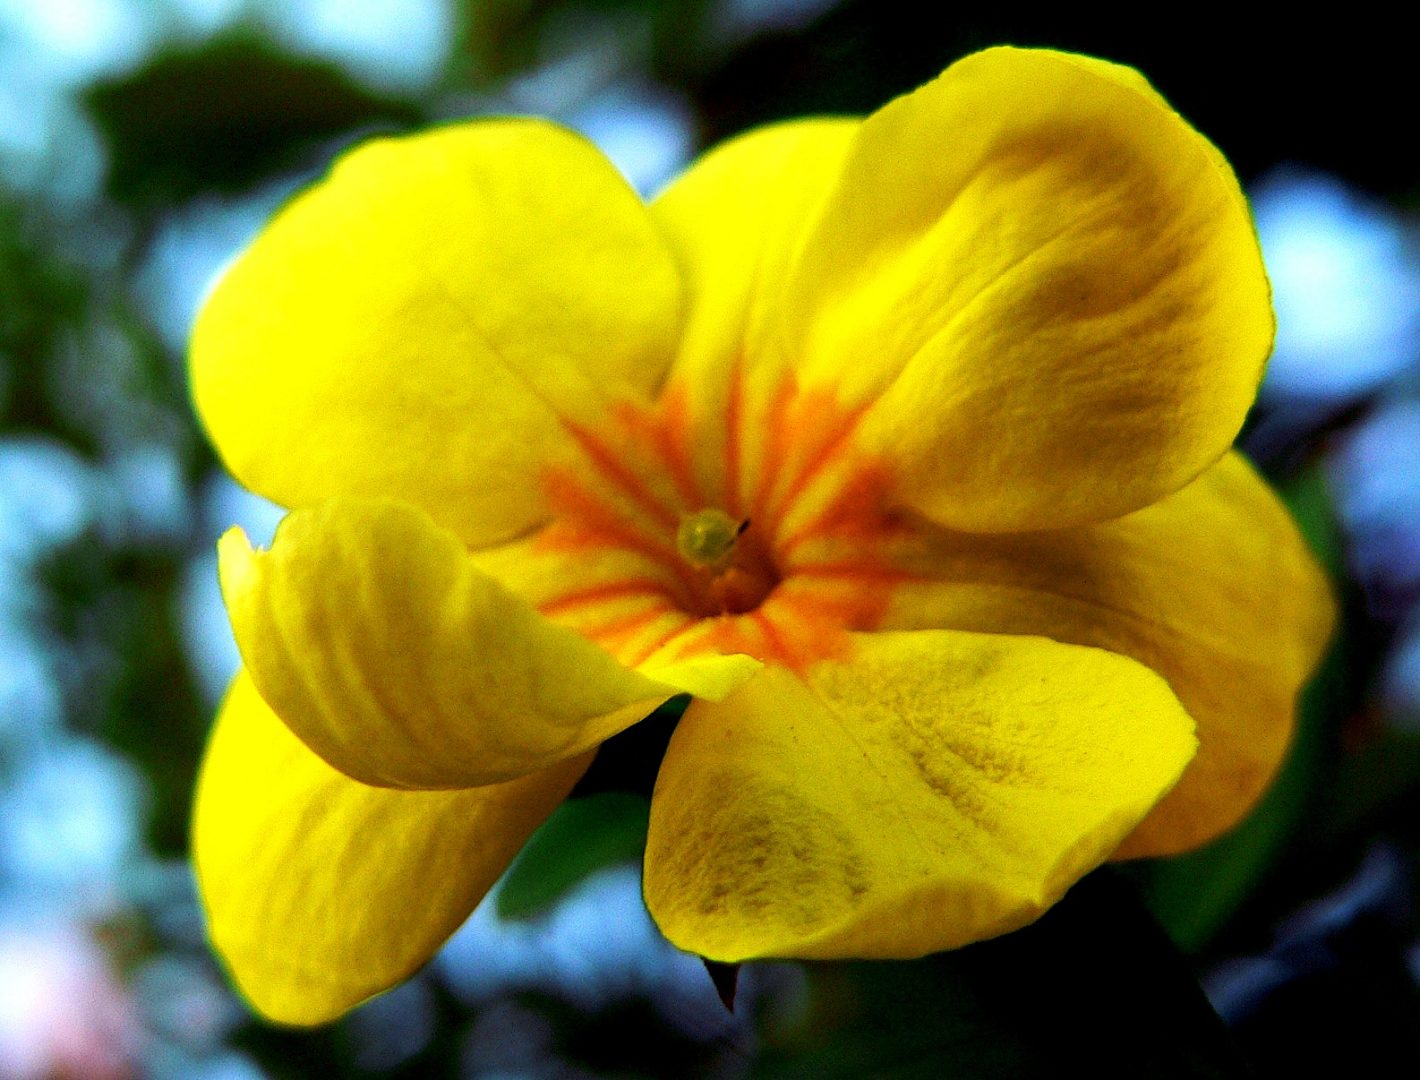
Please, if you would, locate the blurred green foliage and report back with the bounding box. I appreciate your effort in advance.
[498,792,652,920]
[86,35,422,208]
[0,197,86,432]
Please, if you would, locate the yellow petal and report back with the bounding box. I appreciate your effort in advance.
[886,452,1335,856]
[191,119,682,548]
[643,630,1196,961]
[653,118,857,380]
[637,653,763,700]
[193,673,586,1025]
[220,498,686,789]
[649,119,858,503]
[784,47,1271,531]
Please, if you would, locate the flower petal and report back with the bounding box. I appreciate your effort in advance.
[653,118,857,380]
[220,498,686,789]
[784,47,1271,531]
[643,630,1195,961]
[193,673,586,1025]
[649,119,858,501]
[191,119,682,548]
[885,452,1335,856]
[638,653,763,700]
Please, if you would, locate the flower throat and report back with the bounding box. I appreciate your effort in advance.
[531,367,914,671]
[676,508,777,615]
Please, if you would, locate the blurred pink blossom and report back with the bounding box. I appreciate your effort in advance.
[0,923,138,1080]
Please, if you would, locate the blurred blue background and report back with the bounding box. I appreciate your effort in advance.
[2,4,1418,1077]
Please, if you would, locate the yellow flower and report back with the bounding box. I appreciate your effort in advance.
[190,47,1334,1024]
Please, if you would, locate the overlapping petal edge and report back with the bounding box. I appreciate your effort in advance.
[189,45,1334,1024]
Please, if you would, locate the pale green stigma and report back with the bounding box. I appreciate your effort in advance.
[676,508,748,569]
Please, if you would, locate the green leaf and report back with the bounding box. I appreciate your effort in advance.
[754,870,1250,1079]
[496,791,650,920]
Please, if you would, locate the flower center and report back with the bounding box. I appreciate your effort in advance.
[524,368,919,671]
[676,509,778,616]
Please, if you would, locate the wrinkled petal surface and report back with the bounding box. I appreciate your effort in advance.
[783,47,1271,531]
[191,119,682,547]
[193,673,586,1025]
[886,452,1335,855]
[643,630,1196,961]
[221,498,698,789]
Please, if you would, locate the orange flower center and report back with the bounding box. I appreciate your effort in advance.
[530,366,919,672]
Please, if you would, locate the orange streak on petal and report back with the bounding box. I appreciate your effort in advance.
[561,417,678,531]
[539,468,700,598]
[580,603,679,653]
[661,621,717,662]
[774,587,882,631]
[538,578,675,617]
[750,608,803,670]
[692,617,762,662]
[771,393,871,524]
[538,472,664,557]
[629,386,700,509]
[778,461,893,556]
[770,598,859,669]
[723,361,745,515]
[749,374,798,524]
[623,617,700,668]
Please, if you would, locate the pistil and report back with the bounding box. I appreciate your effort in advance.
[676,509,776,615]
[676,509,746,569]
